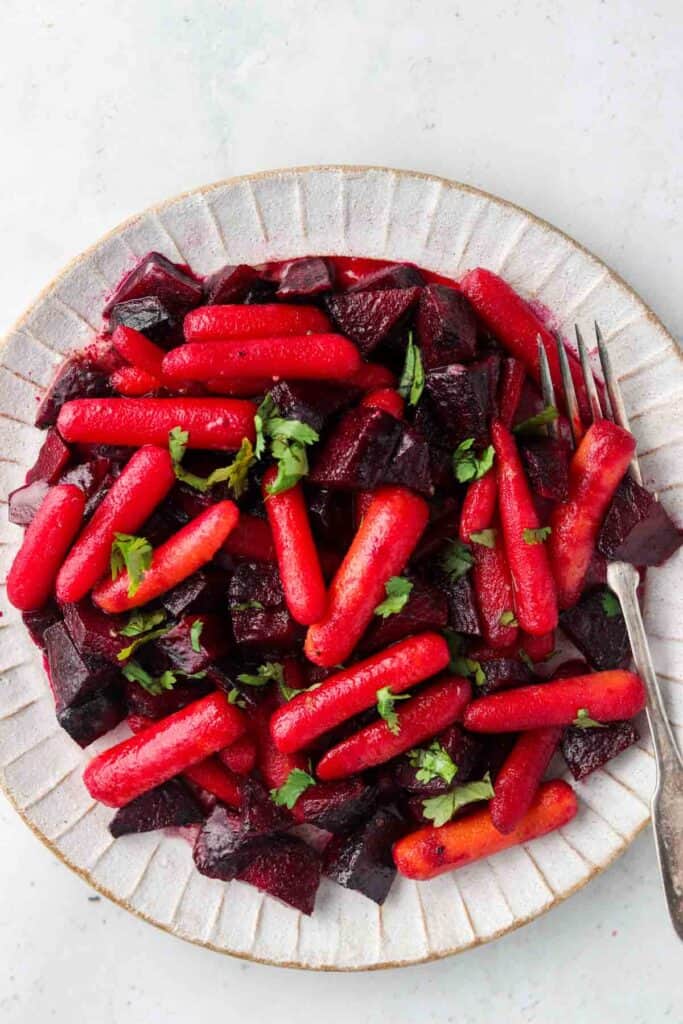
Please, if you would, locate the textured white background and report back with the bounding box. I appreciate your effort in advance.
[0,2,680,1021]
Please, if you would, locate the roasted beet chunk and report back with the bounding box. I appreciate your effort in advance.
[157,614,230,674]
[598,475,682,566]
[22,604,62,649]
[161,569,227,618]
[412,400,452,490]
[325,287,421,357]
[57,686,124,747]
[277,257,334,298]
[193,805,262,880]
[109,296,179,348]
[478,657,533,696]
[103,252,202,315]
[238,836,322,915]
[417,285,477,369]
[8,480,49,526]
[294,779,377,833]
[60,455,112,500]
[428,569,481,636]
[393,724,483,795]
[361,578,448,653]
[425,363,491,443]
[44,622,117,712]
[323,806,404,904]
[309,407,402,490]
[560,588,631,670]
[109,779,204,836]
[26,429,72,484]
[268,380,359,434]
[382,424,433,496]
[35,357,111,428]
[203,264,259,304]
[229,561,298,649]
[62,601,129,663]
[306,487,354,550]
[229,561,285,609]
[520,437,570,502]
[123,677,212,719]
[348,263,424,292]
[561,720,640,780]
[240,778,291,834]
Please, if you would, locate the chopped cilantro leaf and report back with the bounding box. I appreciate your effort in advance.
[573,708,607,729]
[398,333,425,407]
[376,685,411,735]
[452,439,495,483]
[422,773,495,826]
[374,576,413,618]
[513,404,559,436]
[408,741,458,786]
[270,768,316,809]
[110,533,153,597]
[601,590,621,618]
[523,526,552,545]
[470,528,497,549]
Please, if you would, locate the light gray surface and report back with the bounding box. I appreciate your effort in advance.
[0,1,680,1020]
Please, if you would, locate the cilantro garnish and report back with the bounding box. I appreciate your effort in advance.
[237,661,285,688]
[227,687,247,708]
[452,438,495,484]
[408,741,458,786]
[573,708,607,729]
[398,332,425,407]
[230,599,265,612]
[374,576,413,619]
[254,395,319,494]
[523,526,552,545]
[440,541,474,583]
[513,404,559,436]
[376,685,411,735]
[499,610,518,627]
[110,533,153,597]
[270,768,316,809]
[469,528,497,549]
[169,427,254,498]
[121,661,206,696]
[189,619,204,653]
[422,773,495,827]
[601,590,621,618]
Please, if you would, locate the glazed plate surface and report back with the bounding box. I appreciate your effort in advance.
[0,166,681,969]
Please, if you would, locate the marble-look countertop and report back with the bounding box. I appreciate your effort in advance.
[0,2,680,1021]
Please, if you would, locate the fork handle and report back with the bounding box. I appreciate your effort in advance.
[607,561,683,940]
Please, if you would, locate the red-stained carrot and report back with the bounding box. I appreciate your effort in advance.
[360,388,405,419]
[183,303,331,342]
[464,669,646,732]
[271,632,450,754]
[262,468,327,626]
[316,676,471,780]
[85,693,246,807]
[110,366,161,396]
[111,325,166,379]
[162,335,361,383]
[248,696,308,790]
[459,471,497,541]
[7,484,85,611]
[93,501,239,612]
[223,513,276,561]
[205,377,273,396]
[498,357,526,428]
[521,630,555,662]
[471,528,519,650]
[345,362,396,391]
[460,268,590,419]
[492,420,558,636]
[549,420,636,609]
[393,780,578,880]
[305,486,429,667]
[218,732,258,776]
[56,446,175,604]
[57,397,256,450]
[490,727,562,834]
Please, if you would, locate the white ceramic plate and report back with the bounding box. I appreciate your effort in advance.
[0,166,681,970]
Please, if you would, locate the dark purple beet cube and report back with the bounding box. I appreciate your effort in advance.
[238,836,322,914]
[417,285,477,369]
[348,263,425,292]
[552,658,590,679]
[325,287,421,357]
[413,498,460,562]
[306,487,354,550]
[294,779,377,834]
[44,622,117,713]
[229,561,285,609]
[203,264,259,304]
[231,608,299,650]
[393,723,483,795]
[35,358,111,428]
[240,778,291,834]
[323,806,404,905]
[521,437,570,502]
[276,257,333,298]
[598,475,682,566]
[124,677,212,719]
[110,779,204,836]
[443,574,481,636]
[412,399,453,490]
[193,805,264,881]
[8,480,49,526]
[268,379,360,434]
[157,613,230,674]
[476,353,502,419]
[478,657,533,696]
[561,720,640,780]
[425,362,491,443]
[103,252,202,315]
[22,604,62,650]
[229,562,298,649]
[309,407,402,490]
[361,579,448,653]
[83,467,120,518]
[60,456,111,499]
[109,296,180,348]
[161,569,228,618]
[57,686,124,747]
[26,429,72,484]
[62,601,129,663]
[382,424,433,496]
[560,589,631,670]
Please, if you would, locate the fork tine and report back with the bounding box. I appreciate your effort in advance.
[574,324,603,423]
[594,321,644,485]
[536,336,560,439]
[554,331,583,448]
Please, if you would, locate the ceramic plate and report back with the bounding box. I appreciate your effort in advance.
[0,166,681,969]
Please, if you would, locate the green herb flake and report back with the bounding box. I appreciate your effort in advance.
[601,590,621,618]
[523,526,552,545]
[441,540,474,583]
[270,768,316,809]
[519,649,535,670]
[376,685,411,735]
[452,438,495,484]
[237,662,285,688]
[469,528,497,549]
[374,576,413,619]
[422,773,495,827]
[408,741,458,786]
[169,427,255,498]
[190,619,204,653]
[513,404,559,436]
[227,687,247,708]
[453,656,486,687]
[572,708,607,729]
[398,332,425,407]
[499,610,518,627]
[110,533,153,597]
[230,599,265,612]
[117,627,169,663]
[254,395,320,494]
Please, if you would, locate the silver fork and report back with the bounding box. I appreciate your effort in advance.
[536,327,683,940]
